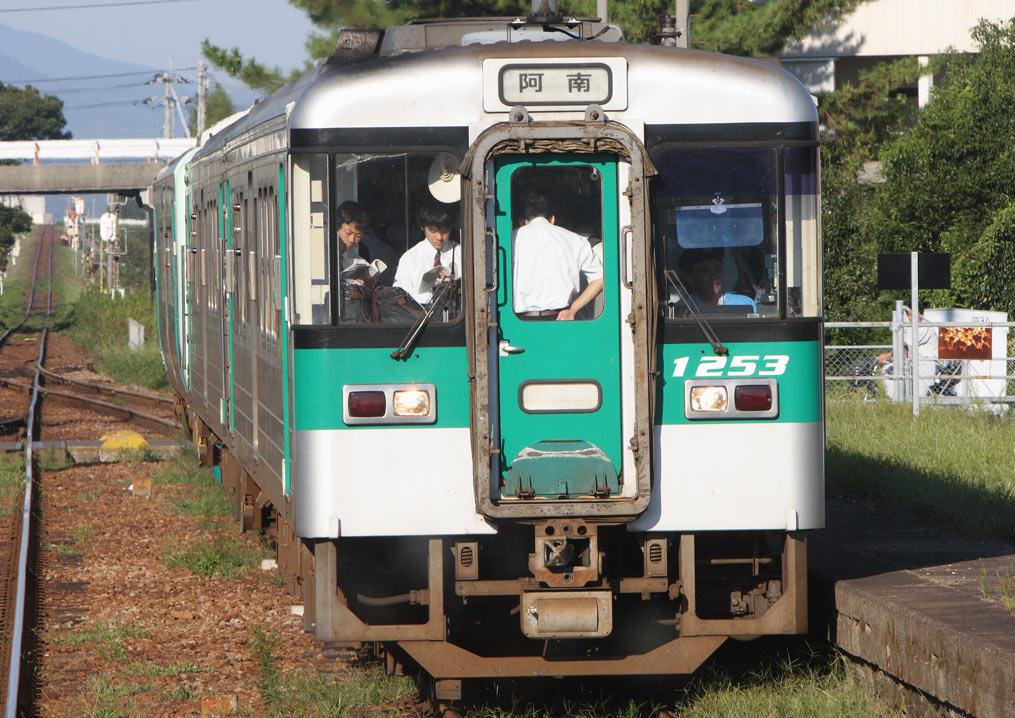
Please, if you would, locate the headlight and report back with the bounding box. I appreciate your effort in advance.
[689,385,728,412]
[393,389,431,416]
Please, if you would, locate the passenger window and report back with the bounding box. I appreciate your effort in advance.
[509,165,604,322]
[292,155,331,325]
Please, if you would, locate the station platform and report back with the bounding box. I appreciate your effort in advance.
[810,492,1015,718]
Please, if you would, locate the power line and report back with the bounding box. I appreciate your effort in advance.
[2,67,198,83]
[0,0,198,12]
[65,99,146,109]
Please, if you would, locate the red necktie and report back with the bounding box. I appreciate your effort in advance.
[434,249,441,267]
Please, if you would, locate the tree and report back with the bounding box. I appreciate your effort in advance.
[188,84,238,136]
[0,84,69,272]
[860,19,1015,316]
[0,204,32,273]
[0,82,71,142]
[204,0,870,95]
[817,57,923,324]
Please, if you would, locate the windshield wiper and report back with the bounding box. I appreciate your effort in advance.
[664,269,728,356]
[390,278,455,361]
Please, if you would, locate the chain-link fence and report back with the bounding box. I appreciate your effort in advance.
[825,304,1015,414]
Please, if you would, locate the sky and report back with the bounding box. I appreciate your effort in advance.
[0,0,318,75]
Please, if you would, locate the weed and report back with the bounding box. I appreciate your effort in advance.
[162,534,265,579]
[980,568,1015,610]
[37,446,72,471]
[74,674,138,718]
[249,626,415,717]
[0,454,24,518]
[123,659,206,677]
[42,620,148,665]
[117,446,161,463]
[166,683,199,702]
[51,523,93,556]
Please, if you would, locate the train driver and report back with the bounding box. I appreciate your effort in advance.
[678,247,756,311]
[512,190,604,321]
[392,202,461,307]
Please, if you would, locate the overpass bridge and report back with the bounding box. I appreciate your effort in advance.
[0,138,197,195]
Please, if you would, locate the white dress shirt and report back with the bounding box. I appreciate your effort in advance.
[393,238,461,304]
[512,217,603,313]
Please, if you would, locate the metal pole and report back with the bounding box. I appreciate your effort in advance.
[893,299,904,402]
[675,0,690,48]
[164,73,172,139]
[596,0,608,22]
[911,251,920,417]
[197,60,207,136]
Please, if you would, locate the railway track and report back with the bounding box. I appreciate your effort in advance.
[0,227,181,715]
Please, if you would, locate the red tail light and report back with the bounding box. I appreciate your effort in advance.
[347,391,385,417]
[735,385,772,411]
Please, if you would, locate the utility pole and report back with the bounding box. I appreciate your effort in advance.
[197,60,207,136]
[147,63,192,139]
[164,74,172,138]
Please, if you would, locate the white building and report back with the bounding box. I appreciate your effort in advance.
[779,0,1015,105]
[0,195,50,225]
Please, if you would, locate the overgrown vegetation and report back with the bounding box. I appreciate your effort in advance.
[249,626,416,717]
[461,643,898,717]
[0,454,24,518]
[826,400,1015,541]
[60,285,167,391]
[980,569,1015,611]
[162,534,267,578]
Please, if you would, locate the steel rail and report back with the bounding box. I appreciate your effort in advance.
[5,228,53,718]
[0,378,180,433]
[37,366,174,409]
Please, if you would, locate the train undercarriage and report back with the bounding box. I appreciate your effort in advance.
[184,405,807,696]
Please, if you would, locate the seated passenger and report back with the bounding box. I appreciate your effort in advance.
[337,200,371,271]
[392,202,461,307]
[678,247,756,311]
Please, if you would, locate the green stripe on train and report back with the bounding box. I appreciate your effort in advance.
[293,347,471,430]
[656,340,822,424]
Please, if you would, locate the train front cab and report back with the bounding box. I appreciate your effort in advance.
[289,118,822,686]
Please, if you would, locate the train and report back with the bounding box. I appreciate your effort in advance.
[152,6,823,696]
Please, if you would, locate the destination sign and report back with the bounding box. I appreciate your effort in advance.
[483,58,628,112]
[499,64,612,106]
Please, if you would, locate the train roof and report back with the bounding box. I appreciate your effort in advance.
[289,40,816,136]
[178,20,816,169]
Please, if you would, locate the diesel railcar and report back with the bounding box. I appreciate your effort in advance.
[152,10,823,694]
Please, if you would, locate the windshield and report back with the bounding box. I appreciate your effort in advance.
[652,148,777,318]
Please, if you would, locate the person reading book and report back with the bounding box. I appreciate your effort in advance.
[393,202,461,306]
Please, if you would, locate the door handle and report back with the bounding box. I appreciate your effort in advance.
[499,340,525,356]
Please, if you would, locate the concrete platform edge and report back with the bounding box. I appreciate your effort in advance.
[834,573,1015,718]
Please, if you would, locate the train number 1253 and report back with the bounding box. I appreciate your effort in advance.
[672,354,790,378]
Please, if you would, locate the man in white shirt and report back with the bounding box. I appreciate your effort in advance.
[393,202,461,306]
[512,191,603,321]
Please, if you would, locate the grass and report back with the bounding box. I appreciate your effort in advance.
[460,644,899,718]
[0,454,24,518]
[37,445,73,471]
[73,674,140,718]
[162,534,267,579]
[41,620,149,664]
[150,451,232,521]
[59,285,168,391]
[51,523,94,556]
[980,569,1015,610]
[249,626,416,718]
[826,399,1015,541]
